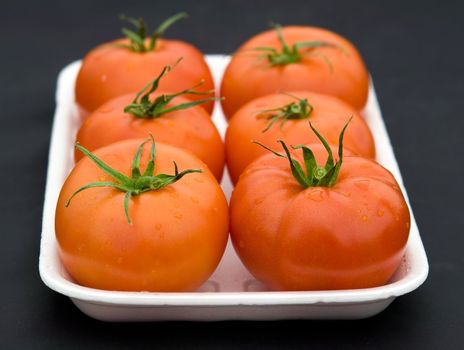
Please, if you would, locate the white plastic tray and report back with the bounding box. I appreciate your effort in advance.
[39,55,428,321]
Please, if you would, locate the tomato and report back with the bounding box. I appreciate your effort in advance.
[55,138,229,292]
[75,64,225,181]
[75,14,214,115]
[225,91,375,184]
[221,25,369,118]
[230,123,410,290]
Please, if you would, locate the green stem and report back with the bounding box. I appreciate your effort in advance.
[123,60,220,118]
[257,93,314,132]
[66,135,202,224]
[251,23,343,67]
[119,12,188,52]
[253,118,352,188]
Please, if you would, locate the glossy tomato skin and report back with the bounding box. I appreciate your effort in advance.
[75,92,225,181]
[225,91,375,184]
[76,38,214,115]
[221,26,369,118]
[230,148,410,291]
[56,140,229,292]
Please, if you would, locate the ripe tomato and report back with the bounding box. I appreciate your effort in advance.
[225,91,374,184]
[75,14,214,115]
[55,138,229,292]
[230,124,410,290]
[221,25,369,118]
[75,65,225,181]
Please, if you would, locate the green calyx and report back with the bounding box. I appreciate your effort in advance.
[257,93,314,132]
[253,118,352,188]
[118,12,188,52]
[252,23,342,68]
[65,135,202,224]
[123,59,219,118]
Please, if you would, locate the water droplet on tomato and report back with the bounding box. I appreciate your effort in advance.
[100,75,107,82]
[194,177,204,183]
[117,257,123,265]
[190,196,199,204]
[254,197,264,205]
[174,212,183,220]
[377,210,384,217]
[308,189,324,201]
[174,202,181,208]
[333,189,350,198]
[155,223,162,230]
[362,215,369,222]
[406,221,410,229]
[355,179,370,190]
[342,191,351,197]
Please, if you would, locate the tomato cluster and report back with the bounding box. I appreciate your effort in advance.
[55,14,410,293]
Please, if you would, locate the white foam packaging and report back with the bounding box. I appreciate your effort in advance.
[39,55,428,321]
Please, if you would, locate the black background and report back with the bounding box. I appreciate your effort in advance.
[1,0,463,348]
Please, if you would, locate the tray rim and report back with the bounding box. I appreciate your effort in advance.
[39,55,429,309]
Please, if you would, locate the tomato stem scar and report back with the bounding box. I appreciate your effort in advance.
[253,117,352,188]
[117,12,188,53]
[255,92,314,132]
[123,59,221,118]
[65,135,202,224]
[249,23,345,69]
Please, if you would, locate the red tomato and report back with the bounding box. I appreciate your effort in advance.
[55,138,229,292]
[221,25,369,118]
[75,15,214,115]
[230,125,410,291]
[225,91,375,184]
[76,92,225,181]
